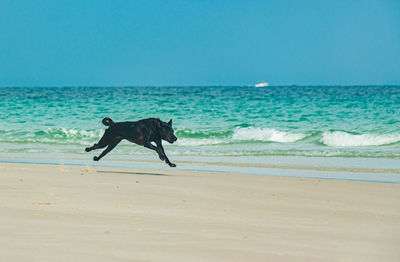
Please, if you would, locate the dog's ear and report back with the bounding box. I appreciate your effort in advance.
[168,119,172,126]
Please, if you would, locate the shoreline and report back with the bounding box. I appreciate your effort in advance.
[1,154,400,184]
[1,162,399,261]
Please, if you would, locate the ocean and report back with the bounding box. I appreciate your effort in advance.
[1,86,399,181]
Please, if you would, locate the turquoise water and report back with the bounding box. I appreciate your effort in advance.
[0,86,399,160]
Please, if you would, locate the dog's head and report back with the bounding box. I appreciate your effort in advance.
[159,119,177,144]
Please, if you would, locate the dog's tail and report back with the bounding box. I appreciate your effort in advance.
[102,117,114,126]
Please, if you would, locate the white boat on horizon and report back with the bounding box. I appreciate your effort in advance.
[254,82,269,87]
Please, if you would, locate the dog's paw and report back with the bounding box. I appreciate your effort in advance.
[85,147,91,152]
[93,156,99,161]
[169,163,176,168]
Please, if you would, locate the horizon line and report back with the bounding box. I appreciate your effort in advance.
[1,84,399,88]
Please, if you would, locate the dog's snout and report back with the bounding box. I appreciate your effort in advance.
[168,135,177,144]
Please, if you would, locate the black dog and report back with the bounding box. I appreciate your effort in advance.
[85,117,177,167]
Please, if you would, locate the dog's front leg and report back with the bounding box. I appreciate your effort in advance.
[155,140,176,167]
[143,141,165,161]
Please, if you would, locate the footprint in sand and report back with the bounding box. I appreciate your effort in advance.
[86,167,96,173]
[32,202,52,205]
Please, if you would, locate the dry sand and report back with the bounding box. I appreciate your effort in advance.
[0,163,399,262]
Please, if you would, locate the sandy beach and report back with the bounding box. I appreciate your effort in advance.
[0,163,399,261]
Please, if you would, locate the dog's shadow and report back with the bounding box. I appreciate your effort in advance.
[96,170,169,176]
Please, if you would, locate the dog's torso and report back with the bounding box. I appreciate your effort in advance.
[105,118,160,146]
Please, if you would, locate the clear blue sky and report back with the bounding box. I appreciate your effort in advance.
[0,0,399,86]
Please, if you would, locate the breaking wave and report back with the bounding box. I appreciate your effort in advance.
[232,127,307,143]
[1,127,399,158]
[321,131,400,147]
[174,127,308,146]
[0,128,103,145]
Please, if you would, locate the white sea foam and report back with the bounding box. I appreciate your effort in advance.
[174,138,228,146]
[321,131,400,147]
[232,127,307,143]
[56,128,102,139]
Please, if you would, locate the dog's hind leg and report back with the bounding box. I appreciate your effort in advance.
[93,138,122,161]
[85,144,101,152]
[85,130,113,152]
